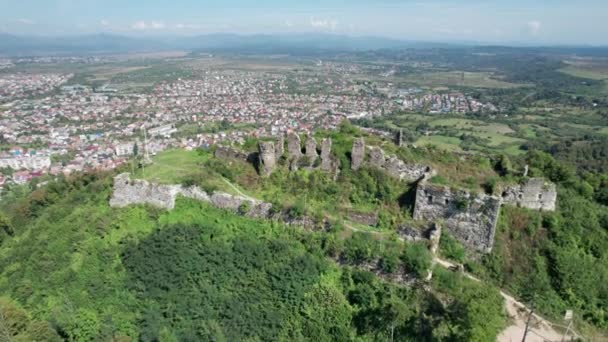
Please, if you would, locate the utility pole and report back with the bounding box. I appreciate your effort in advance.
[522,304,535,342]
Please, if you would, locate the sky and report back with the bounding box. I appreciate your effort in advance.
[1,0,607,45]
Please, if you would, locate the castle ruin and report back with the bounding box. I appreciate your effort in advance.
[413,180,501,253]
[501,178,557,211]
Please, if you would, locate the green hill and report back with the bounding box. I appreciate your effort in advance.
[0,124,607,340]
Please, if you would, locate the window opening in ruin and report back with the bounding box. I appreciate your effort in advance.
[428,195,433,203]
[538,194,543,200]
[445,199,449,205]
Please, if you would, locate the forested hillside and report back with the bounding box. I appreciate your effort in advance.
[0,171,505,341]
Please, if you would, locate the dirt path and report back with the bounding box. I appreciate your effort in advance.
[220,177,257,202]
[345,224,579,341]
[435,258,579,342]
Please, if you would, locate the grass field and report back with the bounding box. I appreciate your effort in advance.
[398,71,525,89]
[133,149,209,183]
[415,135,463,151]
[559,62,608,80]
[429,118,515,135]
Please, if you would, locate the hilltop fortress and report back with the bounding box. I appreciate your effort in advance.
[110,133,557,253]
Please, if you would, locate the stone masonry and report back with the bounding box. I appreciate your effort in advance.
[413,181,501,253]
[275,135,285,160]
[287,133,303,171]
[110,173,272,218]
[351,138,365,171]
[320,138,333,171]
[501,178,557,211]
[305,135,319,166]
[258,141,277,177]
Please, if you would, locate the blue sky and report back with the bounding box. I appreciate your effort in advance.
[1,0,607,45]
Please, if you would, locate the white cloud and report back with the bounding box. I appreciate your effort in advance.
[284,20,294,28]
[17,18,35,25]
[175,23,202,30]
[131,20,166,31]
[527,20,542,35]
[310,17,338,30]
[100,19,110,27]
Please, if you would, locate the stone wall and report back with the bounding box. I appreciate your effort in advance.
[214,146,250,162]
[413,181,500,253]
[355,144,432,182]
[287,133,303,171]
[347,210,379,226]
[501,178,557,211]
[109,173,272,218]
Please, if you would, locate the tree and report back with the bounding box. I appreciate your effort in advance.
[496,154,513,176]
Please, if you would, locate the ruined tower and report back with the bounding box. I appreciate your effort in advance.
[304,135,318,166]
[287,133,302,171]
[258,141,277,177]
[320,138,333,171]
[275,135,285,160]
[351,138,365,171]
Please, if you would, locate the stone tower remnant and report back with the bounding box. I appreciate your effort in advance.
[320,138,333,171]
[258,141,277,177]
[351,138,365,171]
[413,181,501,253]
[304,135,319,166]
[287,133,302,171]
[275,135,285,160]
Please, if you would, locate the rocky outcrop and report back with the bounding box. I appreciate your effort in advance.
[305,135,319,166]
[258,141,276,177]
[413,181,500,253]
[110,173,272,218]
[351,138,365,171]
[501,178,557,211]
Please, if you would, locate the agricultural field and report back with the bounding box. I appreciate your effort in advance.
[397,71,525,89]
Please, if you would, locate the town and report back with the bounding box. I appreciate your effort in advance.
[0,62,497,190]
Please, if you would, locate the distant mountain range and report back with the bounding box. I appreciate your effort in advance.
[0,32,607,56]
[0,33,458,56]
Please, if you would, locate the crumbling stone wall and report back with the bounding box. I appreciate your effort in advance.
[413,181,500,253]
[214,146,249,162]
[258,141,277,177]
[501,178,557,211]
[109,173,272,218]
[109,173,182,209]
[359,145,432,182]
[351,138,366,171]
[347,210,379,226]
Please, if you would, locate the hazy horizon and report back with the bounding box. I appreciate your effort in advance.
[1,0,608,46]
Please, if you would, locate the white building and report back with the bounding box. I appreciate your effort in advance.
[0,155,51,170]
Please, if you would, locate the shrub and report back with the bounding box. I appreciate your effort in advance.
[401,243,432,278]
